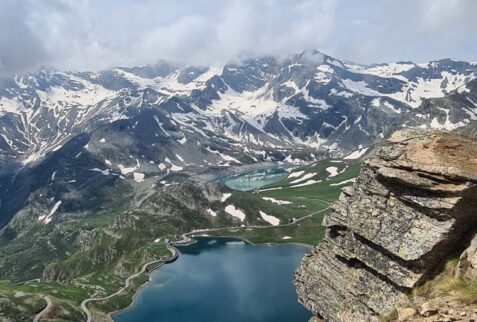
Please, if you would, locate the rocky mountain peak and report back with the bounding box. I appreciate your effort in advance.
[294,129,477,322]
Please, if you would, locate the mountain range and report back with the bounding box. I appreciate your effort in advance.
[0,49,476,320]
[0,49,477,231]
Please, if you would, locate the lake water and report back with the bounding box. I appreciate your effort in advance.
[216,167,289,191]
[112,237,311,322]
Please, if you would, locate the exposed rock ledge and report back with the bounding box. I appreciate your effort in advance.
[294,129,477,322]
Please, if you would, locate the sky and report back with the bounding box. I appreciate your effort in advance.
[0,0,476,75]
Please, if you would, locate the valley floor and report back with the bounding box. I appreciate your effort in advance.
[0,157,362,322]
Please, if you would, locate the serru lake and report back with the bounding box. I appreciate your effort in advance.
[216,167,289,191]
[112,237,311,322]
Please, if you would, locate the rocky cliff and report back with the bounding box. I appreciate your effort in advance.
[294,129,477,321]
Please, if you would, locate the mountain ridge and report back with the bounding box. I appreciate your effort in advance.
[1,50,476,169]
[1,50,476,232]
[0,50,476,321]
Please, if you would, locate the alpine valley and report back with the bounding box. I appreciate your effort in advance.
[0,50,477,321]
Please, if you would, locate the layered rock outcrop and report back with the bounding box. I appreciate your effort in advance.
[294,129,477,322]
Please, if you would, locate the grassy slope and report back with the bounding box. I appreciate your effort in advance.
[0,169,255,321]
[0,158,362,321]
[0,281,88,321]
[0,208,173,321]
[208,159,361,245]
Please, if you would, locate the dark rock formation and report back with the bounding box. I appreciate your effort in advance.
[294,129,477,322]
[456,233,477,282]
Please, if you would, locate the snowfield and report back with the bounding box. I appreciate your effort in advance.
[262,197,292,205]
[259,211,280,226]
[225,205,246,221]
[133,172,145,183]
[330,178,356,186]
[221,193,232,202]
[1,53,475,185]
[38,200,62,224]
[118,164,137,175]
[325,166,339,177]
[206,209,217,217]
[90,168,111,176]
[344,147,369,160]
[287,170,305,179]
[290,180,321,188]
[290,173,315,184]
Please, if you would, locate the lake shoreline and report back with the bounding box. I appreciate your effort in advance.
[187,234,315,249]
[107,161,318,321]
[109,236,312,322]
[106,273,153,322]
[190,161,305,183]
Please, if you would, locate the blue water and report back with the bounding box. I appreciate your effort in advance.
[112,237,311,322]
[217,167,289,191]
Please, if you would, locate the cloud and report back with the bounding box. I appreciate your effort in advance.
[0,0,475,75]
[330,0,477,63]
[0,0,338,73]
[0,0,51,74]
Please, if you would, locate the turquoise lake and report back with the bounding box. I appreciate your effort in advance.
[216,167,289,191]
[112,237,311,322]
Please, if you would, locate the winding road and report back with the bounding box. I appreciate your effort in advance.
[176,199,331,245]
[77,198,330,322]
[80,242,178,322]
[32,295,52,322]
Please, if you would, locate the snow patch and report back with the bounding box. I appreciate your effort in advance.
[206,209,217,217]
[221,193,232,202]
[343,147,369,160]
[38,200,62,224]
[262,197,292,205]
[170,164,183,171]
[225,205,246,221]
[118,164,137,175]
[257,187,283,192]
[330,178,356,186]
[290,180,321,188]
[290,173,315,184]
[287,170,304,179]
[259,211,280,226]
[133,172,145,183]
[326,166,339,177]
[90,168,110,176]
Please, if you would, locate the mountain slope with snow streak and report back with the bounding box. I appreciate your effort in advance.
[0,51,476,172]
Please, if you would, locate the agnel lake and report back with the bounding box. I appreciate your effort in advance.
[112,237,311,322]
[216,167,289,191]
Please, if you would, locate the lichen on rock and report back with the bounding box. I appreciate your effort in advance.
[294,129,477,322]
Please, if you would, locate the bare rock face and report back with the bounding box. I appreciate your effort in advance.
[294,129,477,322]
[456,233,477,281]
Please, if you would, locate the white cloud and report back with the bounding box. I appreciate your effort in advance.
[0,0,338,73]
[0,0,475,74]
[330,0,477,64]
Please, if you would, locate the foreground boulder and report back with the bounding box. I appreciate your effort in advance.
[294,129,477,322]
[456,233,477,281]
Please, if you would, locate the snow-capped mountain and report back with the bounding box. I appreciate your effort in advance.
[0,49,476,230]
[1,50,475,172]
[0,50,474,167]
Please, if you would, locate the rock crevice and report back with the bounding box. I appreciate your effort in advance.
[294,129,477,322]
